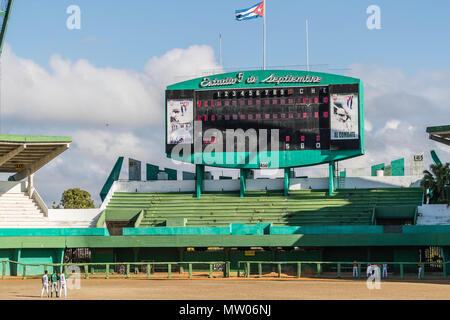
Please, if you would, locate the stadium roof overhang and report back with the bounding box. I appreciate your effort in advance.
[427,125,450,147]
[0,134,71,181]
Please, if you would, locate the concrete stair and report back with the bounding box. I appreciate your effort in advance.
[0,192,94,228]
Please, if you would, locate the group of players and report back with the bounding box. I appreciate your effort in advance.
[41,270,67,298]
[352,262,424,279]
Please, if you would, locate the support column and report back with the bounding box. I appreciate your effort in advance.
[57,248,65,273]
[132,248,139,262]
[27,173,34,198]
[15,248,22,276]
[178,248,184,273]
[195,164,204,199]
[239,168,248,198]
[328,161,335,196]
[284,168,290,197]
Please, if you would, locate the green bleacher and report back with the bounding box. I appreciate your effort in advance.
[104,188,424,227]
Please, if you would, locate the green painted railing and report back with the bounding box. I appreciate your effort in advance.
[237,261,449,280]
[0,260,229,280]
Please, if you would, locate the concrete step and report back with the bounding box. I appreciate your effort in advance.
[0,200,42,208]
[0,222,93,228]
[0,206,42,211]
[0,195,29,199]
[0,215,45,219]
[0,217,49,221]
[0,209,42,213]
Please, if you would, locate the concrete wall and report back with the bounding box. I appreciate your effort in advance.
[47,209,101,222]
[417,205,450,225]
[108,175,422,197]
[0,181,26,193]
[341,176,421,189]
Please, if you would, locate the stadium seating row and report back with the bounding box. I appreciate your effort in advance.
[104,188,424,227]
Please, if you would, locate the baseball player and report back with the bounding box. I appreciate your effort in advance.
[366,263,371,278]
[352,261,358,277]
[50,270,59,297]
[59,271,68,298]
[418,264,422,280]
[382,264,388,278]
[40,270,49,298]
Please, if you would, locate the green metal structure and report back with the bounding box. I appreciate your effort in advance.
[99,157,124,202]
[0,0,13,56]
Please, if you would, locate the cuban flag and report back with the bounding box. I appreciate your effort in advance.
[235,1,264,21]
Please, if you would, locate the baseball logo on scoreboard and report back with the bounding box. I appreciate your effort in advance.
[330,93,359,140]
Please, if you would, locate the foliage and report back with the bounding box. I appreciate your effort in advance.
[421,163,450,206]
[55,188,95,209]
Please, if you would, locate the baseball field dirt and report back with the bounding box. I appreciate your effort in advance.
[1,278,450,300]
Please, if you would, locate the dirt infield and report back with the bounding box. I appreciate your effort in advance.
[1,278,450,300]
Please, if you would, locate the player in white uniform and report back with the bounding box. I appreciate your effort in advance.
[366,263,371,278]
[59,272,68,298]
[40,270,49,298]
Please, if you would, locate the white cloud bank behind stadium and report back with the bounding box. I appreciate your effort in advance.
[0,44,448,206]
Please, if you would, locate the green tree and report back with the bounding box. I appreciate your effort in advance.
[56,188,95,209]
[421,163,450,205]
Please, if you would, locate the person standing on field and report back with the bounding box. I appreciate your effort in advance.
[50,270,59,297]
[59,271,68,298]
[41,270,49,298]
[382,264,388,278]
[418,264,422,280]
[352,260,358,277]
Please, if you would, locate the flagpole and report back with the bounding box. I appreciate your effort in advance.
[219,33,222,66]
[263,0,266,70]
[306,19,309,72]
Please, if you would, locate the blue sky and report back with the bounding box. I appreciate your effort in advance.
[1,1,449,205]
[7,0,450,73]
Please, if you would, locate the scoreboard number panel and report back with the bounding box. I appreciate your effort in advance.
[188,84,359,152]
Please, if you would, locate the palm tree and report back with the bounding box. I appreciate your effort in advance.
[421,163,450,205]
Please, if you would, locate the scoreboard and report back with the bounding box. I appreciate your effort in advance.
[165,70,364,169]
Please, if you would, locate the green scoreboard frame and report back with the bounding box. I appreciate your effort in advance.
[165,70,364,171]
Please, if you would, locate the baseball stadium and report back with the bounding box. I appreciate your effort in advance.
[1,1,450,301]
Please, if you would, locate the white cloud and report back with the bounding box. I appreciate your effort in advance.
[384,120,400,130]
[1,44,221,127]
[341,64,450,172]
